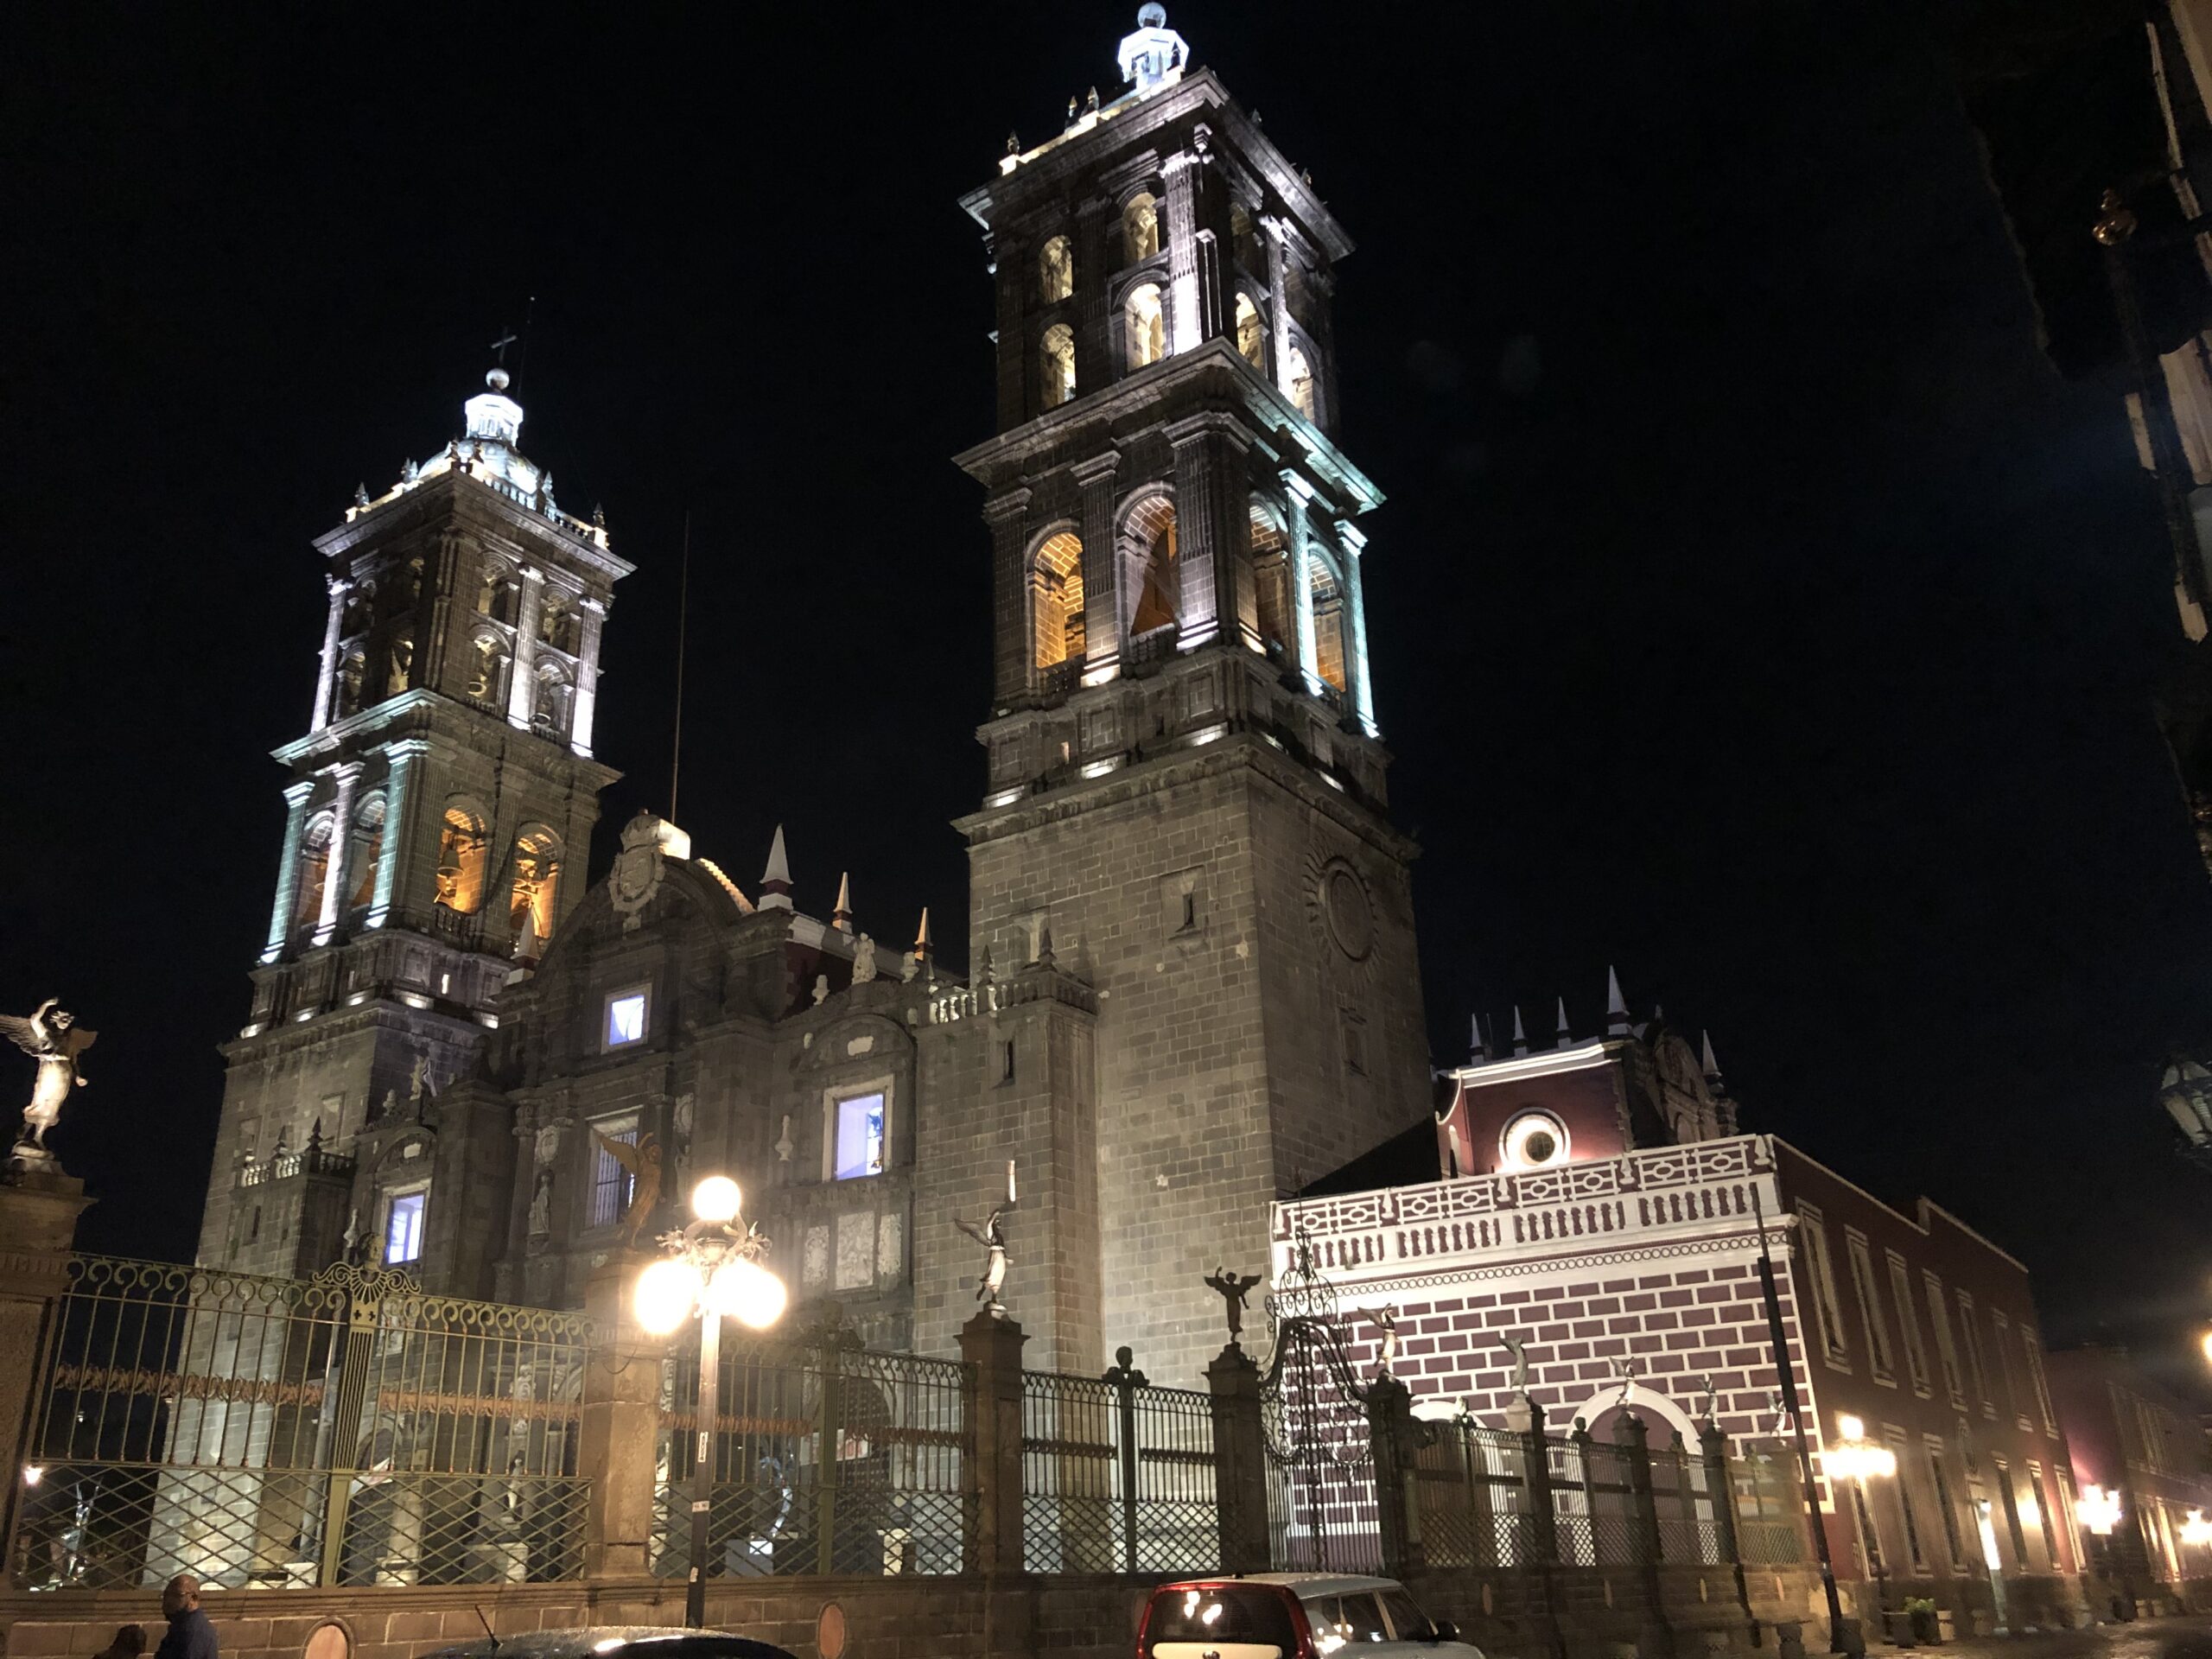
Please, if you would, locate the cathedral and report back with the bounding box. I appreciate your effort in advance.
[198,7,1433,1387]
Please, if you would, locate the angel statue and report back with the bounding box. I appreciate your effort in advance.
[1367,1305,1401,1379]
[1203,1266,1262,1344]
[591,1129,663,1247]
[953,1206,1012,1313]
[2,1000,96,1168]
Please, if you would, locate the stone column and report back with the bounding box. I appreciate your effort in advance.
[506,565,544,730]
[310,576,351,733]
[580,1256,666,1578]
[366,740,426,931]
[263,779,316,963]
[0,1173,91,1569]
[1264,218,1295,396]
[1365,1370,1426,1578]
[992,238,1027,429]
[1618,1411,1676,1659]
[313,761,363,947]
[984,490,1034,708]
[1074,454,1122,683]
[571,597,607,756]
[1337,518,1377,734]
[1206,1341,1269,1573]
[1702,1418,1758,1627]
[1167,419,1229,650]
[960,1309,1029,1573]
[1284,474,1323,695]
[1162,149,1205,355]
[1507,1393,1567,1659]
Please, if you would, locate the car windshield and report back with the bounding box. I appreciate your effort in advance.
[1307,1593,1389,1649]
[1376,1589,1435,1642]
[1146,1586,1297,1653]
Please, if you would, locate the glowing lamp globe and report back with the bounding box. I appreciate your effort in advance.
[691,1175,742,1224]
[706,1255,788,1330]
[634,1256,703,1336]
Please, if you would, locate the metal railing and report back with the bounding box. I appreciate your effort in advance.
[1019,1351,1220,1574]
[649,1332,969,1579]
[11,1256,589,1590]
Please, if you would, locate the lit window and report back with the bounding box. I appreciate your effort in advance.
[833,1092,886,1181]
[1126,283,1166,369]
[385,1191,426,1265]
[605,988,647,1047]
[590,1117,639,1226]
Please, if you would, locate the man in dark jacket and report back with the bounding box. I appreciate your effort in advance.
[155,1574,215,1659]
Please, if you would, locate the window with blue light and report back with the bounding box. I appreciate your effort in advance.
[833,1092,886,1181]
[605,988,648,1048]
[385,1191,426,1265]
[589,1116,638,1227]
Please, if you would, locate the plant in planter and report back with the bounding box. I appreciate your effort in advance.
[1904,1598,1942,1643]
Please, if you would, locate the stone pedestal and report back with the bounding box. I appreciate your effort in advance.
[959,1309,1027,1573]
[0,1169,90,1567]
[1206,1341,1269,1573]
[580,1253,666,1578]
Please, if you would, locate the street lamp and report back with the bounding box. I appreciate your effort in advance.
[634,1174,787,1629]
[1828,1415,1898,1632]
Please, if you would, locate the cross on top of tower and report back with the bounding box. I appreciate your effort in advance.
[1116,3,1188,99]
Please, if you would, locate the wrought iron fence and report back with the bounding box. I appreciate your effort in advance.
[650,1332,969,1579]
[1020,1354,1219,1574]
[11,1255,589,1591]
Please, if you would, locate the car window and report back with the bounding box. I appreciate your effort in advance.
[1145,1586,1297,1654]
[1376,1590,1435,1643]
[1309,1594,1389,1646]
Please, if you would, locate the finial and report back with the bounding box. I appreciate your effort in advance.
[354,482,371,508]
[1605,965,1630,1036]
[1087,86,1101,113]
[760,824,794,911]
[1554,996,1572,1049]
[832,871,853,932]
[1067,94,1078,124]
[1511,1006,1529,1057]
[1034,922,1056,969]
[1702,1031,1724,1084]
[486,365,511,392]
[914,906,933,957]
[1117,3,1189,97]
[1007,130,1021,156]
[1468,1012,1488,1064]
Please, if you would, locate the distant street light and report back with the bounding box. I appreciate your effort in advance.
[1829,1414,1898,1628]
[634,1174,787,1629]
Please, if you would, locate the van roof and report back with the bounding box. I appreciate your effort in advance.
[1156,1573,1402,1599]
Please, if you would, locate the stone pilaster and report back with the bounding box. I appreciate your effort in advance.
[1338,518,1377,734]
[1166,417,1239,651]
[314,761,363,946]
[1074,454,1122,683]
[263,779,315,963]
[1285,472,1322,695]
[1205,1342,1269,1572]
[1162,149,1204,355]
[572,597,606,756]
[366,739,427,931]
[959,1309,1029,1573]
[0,1172,91,1569]
[985,489,1034,708]
[311,575,350,733]
[580,1255,665,1579]
[507,565,545,730]
[1264,218,1295,397]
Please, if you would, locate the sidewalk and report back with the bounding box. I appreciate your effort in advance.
[1861,1614,2212,1659]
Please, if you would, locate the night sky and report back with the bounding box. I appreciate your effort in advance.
[8,5,2209,1392]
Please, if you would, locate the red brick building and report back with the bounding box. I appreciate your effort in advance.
[2046,1344,2212,1614]
[1272,1003,2088,1631]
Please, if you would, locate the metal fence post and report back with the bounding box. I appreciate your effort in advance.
[817,1336,843,1575]
[1364,1370,1425,1579]
[1103,1345,1146,1571]
[959,1309,1028,1573]
[316,1277,380,1585]
[1206,1339,1269,1573]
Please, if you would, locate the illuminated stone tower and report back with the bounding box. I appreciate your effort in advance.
[199,370,630,1277]
[941,7,1430,1382]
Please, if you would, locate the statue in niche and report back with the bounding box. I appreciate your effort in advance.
[528,1169,554,1239]
[2,1001,95,1170]
[407,1053,430,1116]
[851,935,878,984]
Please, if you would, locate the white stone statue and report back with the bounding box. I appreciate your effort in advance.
[1,1000,96,1166]
[851,934,878,983]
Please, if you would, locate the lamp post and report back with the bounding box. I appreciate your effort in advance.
[633,1174,788,1630]
[1829,1415,1898,1637]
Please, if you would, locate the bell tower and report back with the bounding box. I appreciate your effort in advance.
[950,8,1429,1382]
[199,368,631,1275]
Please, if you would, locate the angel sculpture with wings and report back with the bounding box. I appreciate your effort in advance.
[953,1206,1012,1313]
[1203,1266,1262,1344]
[1368,1305,1402,1378]
[591,1129,663,1247]
[2,1000,95,1166]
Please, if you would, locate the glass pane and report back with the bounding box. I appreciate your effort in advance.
[385,1192,425,1264]
[1376,1590,1433,1641]
[607,992,647,1046]
[835,1093,886,1180]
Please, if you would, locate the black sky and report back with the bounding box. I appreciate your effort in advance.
[7,4,2209,1393]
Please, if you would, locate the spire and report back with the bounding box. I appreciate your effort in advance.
[1034,921,1057,969]
[832,871,854,933]
[1605,965,1630,1037]
[913,906,933,962]
[759,824,794,911]
[1117,3,1190,99]
[1701,1031,1725,1089]
[1468,1013,1489,1065]
[1511,1007,1529,1057]
[1554,997,1573,1049]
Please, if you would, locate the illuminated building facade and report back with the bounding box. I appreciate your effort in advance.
[2046,1345,2212,1613]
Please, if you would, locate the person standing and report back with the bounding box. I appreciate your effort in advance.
[155,1575,215,1659]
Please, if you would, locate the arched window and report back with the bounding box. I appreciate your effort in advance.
[1039,236,1073,302]
[1230,203,1262,273]
[539,596,580,654]
[1310,554,1348,694]
[1235,293,1266,370]
[478,565,519,625]
[1040,324,1076,411]
[511,827,563,958]
[467,632,511,706]
[348,793,386,914]
[1249,505,1291,664]
[336,649,366,718]
[1031,530,1085,669]
[1122,193,1160,264]
[1287,344,1316,422]
[1124,495,1179,637]
[435,806,489,914]
[385,632,414,698]
[1125,283,1166,370]
[294,812,335,930]
[342,584,374,637]
[532,664,572,736]
[401,556,424,607]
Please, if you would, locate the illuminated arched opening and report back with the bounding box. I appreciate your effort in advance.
[1031,530,1085,669]
[1235,293,1265,370]
[478,565,519,624]
[436,806,489,914]
[1124,494,1179,638]
[467,632,511,707]
[1287,344,1316,422]
[1249,504,1291,664]
[539,596,581,654]
[1039,235,1073,302]
[385,632,414,698]
[1310,554,1348,694]
[294,812,335,930]
[1122,193,1160,264]
[511,827,563,959]
[347,792,386,915]
[1125,283,1166,370]
[1040,323,1076,411]
[532,664,572,736]
[336,648,366,719]
[1230,203,1261,272]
